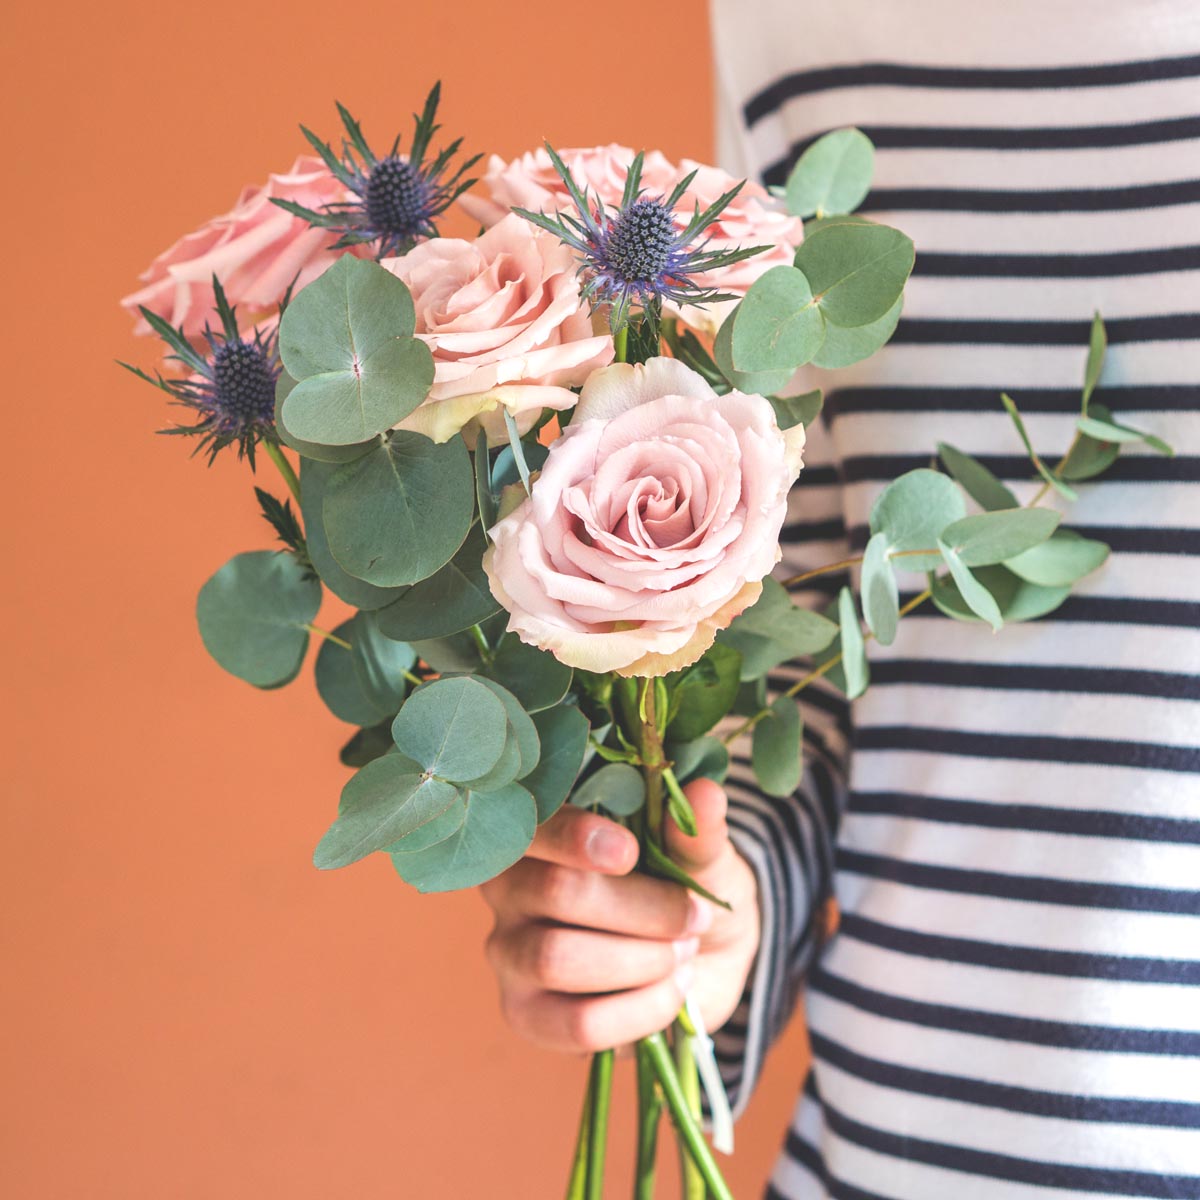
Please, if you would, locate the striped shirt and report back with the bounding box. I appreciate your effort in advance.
[707,2,1200,1196]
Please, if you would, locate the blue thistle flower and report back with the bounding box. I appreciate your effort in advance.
[273,84,481,260]
[120,276,281,466]
[514,145,767,331]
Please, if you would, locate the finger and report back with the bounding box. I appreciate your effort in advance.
[665,778,730,871]
[505,970,694,1053]
[488,923,699,994]
[528,806,639,875]
[489,859,710,940]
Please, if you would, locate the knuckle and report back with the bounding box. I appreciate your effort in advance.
[538,863,583,918]
[528,928,571,987]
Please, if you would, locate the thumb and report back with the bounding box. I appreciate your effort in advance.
[665,778,731,872]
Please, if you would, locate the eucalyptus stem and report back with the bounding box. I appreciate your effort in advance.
[585,1049,614,1200]
[673,1021,705,1200]
[468,623,493,664]
[634,1042,663,1200]
[303,623,352,651]
[642,1033,734,1200]
[565,1060,594,1200]
[263,440,301,504]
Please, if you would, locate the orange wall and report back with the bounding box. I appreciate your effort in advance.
[1,3,809,1195]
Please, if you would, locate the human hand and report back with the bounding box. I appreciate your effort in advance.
[480,779,760,1053]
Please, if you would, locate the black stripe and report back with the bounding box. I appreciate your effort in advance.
[888,313,1200,345]
[812,966,1200,1056]
[837,848,1200,915]
[890,587,1200,629]
[849,790,1200,845]
[780,517,847,544]
[860,179,1200,213]
[855,725,1200,774]
[838,911,1200,983]
[867,659,1200,700]
[775,1135,887,1200]
[811,1030,1200,1127]
[843,452,1200,485]
[826,383,1199,414]
[808,1089,1200,1197]
[745,55,1200,126]
[913,245,1200,279]
[843,522,1200,556]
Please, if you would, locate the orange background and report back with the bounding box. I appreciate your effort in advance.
[1,2,810,1195]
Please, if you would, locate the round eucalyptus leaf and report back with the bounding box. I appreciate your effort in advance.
[391,781,537,893]
[938,539,1002,631]
[339,722,395,769]
[409,631,482,675]
[941,507,1060,568]
[813,296,903,369]
[668,736,730,786]
[299,458,405,610]
[315,618,386,726]
[932,564,1069,625]
[485,635,574,714]
[861,531,899,645]
[766,389,824,432]
[751,695,803,798]
[323,432,474,587]
[785,128,875,219]
[351,611,415,715]
[274,373,378,464]
[522,705,591,822]
[868,469,967,571]
[390,676,509,782]
[571,762,646,816]
[717,577,838,680]
[730,266,826,374]
[456,733,523,794]
[313,755,460,870]
[376,523,501,641]
[384,793,468,854]
[794,221,915,328]
[474,676,541,778]
[1004,529,1110,588]
[1060,434,1121,482]
[492,441,549,492]
[196,550,320,688]
[713,310,796,395]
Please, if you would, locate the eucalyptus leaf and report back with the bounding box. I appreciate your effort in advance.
[1005,528,1110,587]
[1077,411,1174,456]
[667,737,730,786]
[751,695,803,798]
[473,676,541,779]
[493,441,549,490]
[196,550,321,688]
[730,266,826,373]
[375,523,501,641]
[837,586,868,699]
[785,128,875,219]
[642,840,731,911]
[868,468,967,571]
[274,373,378,463]
[391,676,509,782]
[391,781,538,893]
[663,768,698,836]
[812,296,903,369]
[314,755,460,870]
[351,611,415,715]
[384,794,468,854]
[794,221,914,328]
[941,507,1060,567]
[666,643,743,742]
[938,539,1002,631]
[523,705,591,822]
[1000,393,1078,501]
[861,531,899,645]
[1082,312,1106,412]
[339,721,394,769]
[315,619,385,726]
[713,310,797,396]
[456,732,523,794]
[718,577,839,679]
[278,256,434,444]
[474,430,497,531]
[1060,433,1121,481]
[323,432,474,587]
[570,762,646,816]
[409,630,482,674]
[299,458,404,610]
[937,442,1018,511]
[932,564,1069,624]
[767,389,824,431]
[484,635,574,714]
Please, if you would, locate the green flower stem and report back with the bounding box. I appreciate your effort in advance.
[303,623,352,651]
[634,1042,663,1199]
[585,1049,615,1200]
[673,1020,705,1200]
[402,669,424,688]
[565,1060,594,1200]
[639,679,666,845]
[263,440,302,504]
[642,1033,734,1200]
[468,623,493,664]
[614,324,630,365]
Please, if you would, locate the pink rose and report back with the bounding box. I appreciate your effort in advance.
[459,144,677,228]
[384,214,614,444]
[122,156,356,340]
[483,358,805,677]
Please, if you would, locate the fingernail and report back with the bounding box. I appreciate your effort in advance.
[674,963,695,995]
[673,937,700,964]
[586,825,631,870]
[685,894,713,935]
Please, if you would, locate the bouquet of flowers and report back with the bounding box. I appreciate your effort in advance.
[120,86,1171,1198]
